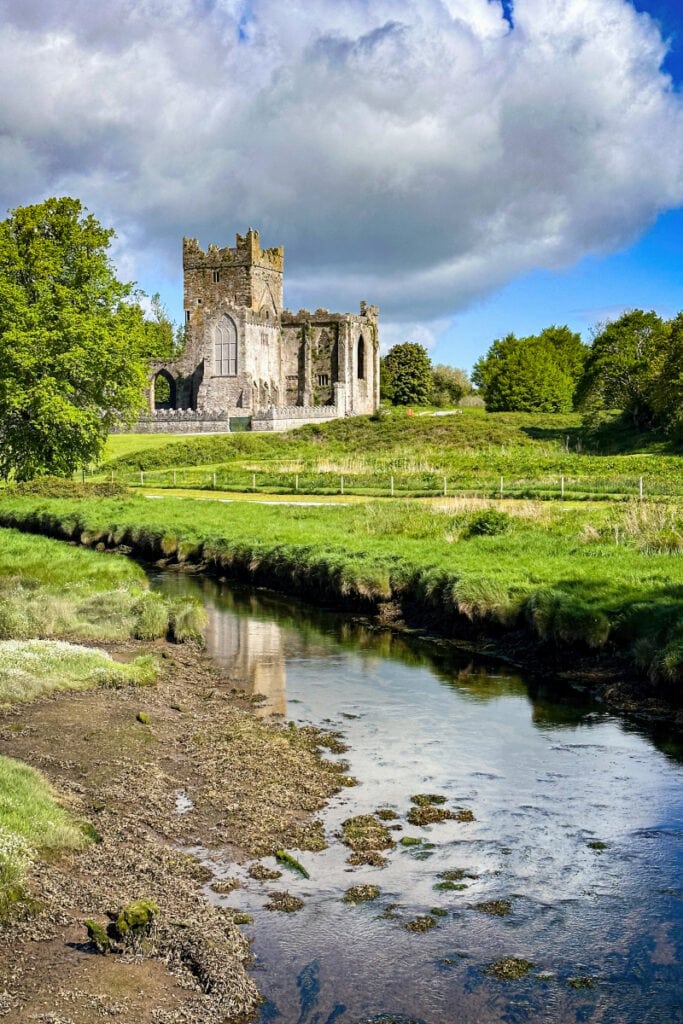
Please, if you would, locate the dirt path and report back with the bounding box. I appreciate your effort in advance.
[0,640,350,1023]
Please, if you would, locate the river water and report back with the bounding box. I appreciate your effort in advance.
[152,574,683,1024]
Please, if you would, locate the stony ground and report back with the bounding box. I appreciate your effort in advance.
[0,640,350,1023]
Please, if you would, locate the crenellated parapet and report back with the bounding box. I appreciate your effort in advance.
[183,228,284,273]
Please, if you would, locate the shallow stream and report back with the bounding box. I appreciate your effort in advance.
[152,574,683,1024]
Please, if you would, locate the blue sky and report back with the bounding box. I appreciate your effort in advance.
[1,0,682,372]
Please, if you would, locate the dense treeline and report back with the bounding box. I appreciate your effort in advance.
[382,310,683,441]
[473,310,683,438]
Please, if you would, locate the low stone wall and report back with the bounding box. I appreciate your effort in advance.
[251,406,340,432]
[117,405,343,435]
[115,410,233,434]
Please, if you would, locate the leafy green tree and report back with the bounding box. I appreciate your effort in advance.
[536,325,587,384]
[0,197,156,480]
[431,364,471,406]
[472,332,575,412]
[577,310,670,429]
[652,311,683,436]
[382,342,433,405]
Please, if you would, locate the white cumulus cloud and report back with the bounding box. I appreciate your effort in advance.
[0,0,681,328]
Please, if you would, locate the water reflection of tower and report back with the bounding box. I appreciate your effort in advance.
[206,608,287,717]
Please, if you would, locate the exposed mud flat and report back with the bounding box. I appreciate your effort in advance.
[0,640,350,1023]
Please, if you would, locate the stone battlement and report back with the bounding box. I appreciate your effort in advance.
[183,228,284,272]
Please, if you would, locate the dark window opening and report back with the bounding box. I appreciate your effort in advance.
[185,310,190,323]
[317,373,329,387]
[357,335,365,380]
[212,270,220,283]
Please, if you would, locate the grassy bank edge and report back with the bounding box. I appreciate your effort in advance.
[0,497,681,714]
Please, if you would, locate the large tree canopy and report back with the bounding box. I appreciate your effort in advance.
[576,309,670,430]
[472,326,586,413]
[381,342,433,406]
[0,197,163,480]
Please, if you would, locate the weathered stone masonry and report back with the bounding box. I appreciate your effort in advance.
[144,228,379,432]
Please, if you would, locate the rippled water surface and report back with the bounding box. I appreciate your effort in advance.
[152,575,683,1024]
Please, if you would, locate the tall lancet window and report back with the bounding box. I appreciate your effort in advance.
[215,315,237,376]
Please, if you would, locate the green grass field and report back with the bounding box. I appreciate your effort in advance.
[100,410,682,501]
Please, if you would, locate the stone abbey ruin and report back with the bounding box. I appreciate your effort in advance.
[143,228,379,432]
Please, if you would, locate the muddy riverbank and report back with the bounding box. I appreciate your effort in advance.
[0,638,351,1023]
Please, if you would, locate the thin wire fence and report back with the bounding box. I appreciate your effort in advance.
[103,467,683,501]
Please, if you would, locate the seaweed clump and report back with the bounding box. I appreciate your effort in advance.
[248,862,282,881]
[474,899,513,917]
[404,915,437,933]
[210,877,240,895]
[275,850,310,879]
[343,885,381,904]
[85,898,159,954]
[483,957,533,981]
[264,891,304,913]
[407,805,455,826]
[342,815,395,866]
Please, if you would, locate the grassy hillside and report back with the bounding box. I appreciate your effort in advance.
[100,410,683,500]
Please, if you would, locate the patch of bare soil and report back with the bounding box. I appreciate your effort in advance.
[0,640,350,1023]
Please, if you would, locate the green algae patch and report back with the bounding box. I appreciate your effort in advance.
[404,915,437,932]
[136,711,151,725]
[434,880,468,892]
[430,907,448,917]
[410,794,448,806]
[342,814,396,853]
[232,912,254,925]
[275,850,310,879]
[400,836,422,847]
[587,840,608,851]
[265,891,304,913]
[484,957,534,982]
[376,808,399,821]
[454,808,476,822]
[407,804,455,826]
[343,885,381,904]
[474,899,513,917]
[568,976,596,989]
[112,898,159,947]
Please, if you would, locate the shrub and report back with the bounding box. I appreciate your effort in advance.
[465,509,512,537]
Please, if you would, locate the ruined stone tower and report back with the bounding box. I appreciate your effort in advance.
[149,228,380,432]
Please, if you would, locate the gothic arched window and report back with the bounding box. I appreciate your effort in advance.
[357,335,365,380]
[215,315,237,376]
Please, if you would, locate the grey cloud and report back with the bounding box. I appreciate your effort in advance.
[0,0,681,325]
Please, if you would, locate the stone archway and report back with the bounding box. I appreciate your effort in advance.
[154,369,176,409]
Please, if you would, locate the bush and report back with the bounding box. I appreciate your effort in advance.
[465,509,512,537]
